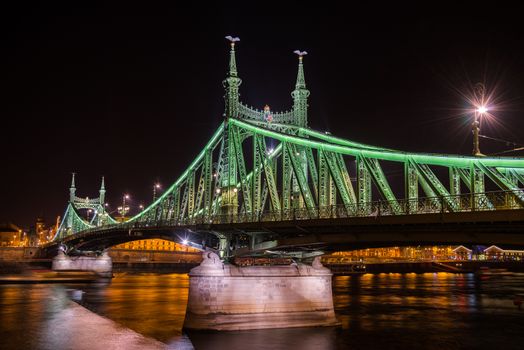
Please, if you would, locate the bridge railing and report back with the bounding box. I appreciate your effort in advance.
[62,189,523,239]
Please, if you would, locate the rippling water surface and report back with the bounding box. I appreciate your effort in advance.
[1,272,524,349]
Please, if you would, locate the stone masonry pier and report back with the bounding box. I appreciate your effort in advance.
[52,251,112,277]
[183,252,339,331]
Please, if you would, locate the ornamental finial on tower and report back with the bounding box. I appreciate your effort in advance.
[293,50,308,89]
[223,36,242,120]
[70,172,76,188]
[225,35,240,77]
[99,176,106,205]
[69,172,76,202]
[292,50,310,127]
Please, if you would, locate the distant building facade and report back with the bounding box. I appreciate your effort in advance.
[484,245,524,261]
[452,246,472,260]
[112,239,199,252]
[0,223,25,247]
[327,246,456,262]
[326,245,524,263]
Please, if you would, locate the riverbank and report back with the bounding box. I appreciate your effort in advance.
[327,260,524,274]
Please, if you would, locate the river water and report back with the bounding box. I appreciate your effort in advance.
[1,272,524,349]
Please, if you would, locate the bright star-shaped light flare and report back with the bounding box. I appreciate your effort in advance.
[476,106,488,114]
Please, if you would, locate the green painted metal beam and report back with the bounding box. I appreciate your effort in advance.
[256,135,281,212]
[324,151,355,211]
[127,122,225,223]
[476,163,524,206]
[306,147,319,199]
[287,143,316,215]
[231,125,252,213]
[410,161,457,211]
[357,155,371,209]
[362,157,400,214]
[231,119,524,168]
[405,162,418,213]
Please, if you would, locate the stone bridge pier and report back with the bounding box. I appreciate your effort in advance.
[183,252,339,331]
[52,251,112,277]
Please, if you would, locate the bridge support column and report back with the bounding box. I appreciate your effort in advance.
[52,251,112,277]
[183,252,339,331]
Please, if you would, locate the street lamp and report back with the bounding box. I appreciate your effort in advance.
[153,183,161,201]
[472,83,489,157]
[118,194,130,219]
[87,209,93,222]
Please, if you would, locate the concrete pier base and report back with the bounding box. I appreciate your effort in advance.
[52,251,112,277]
[183,252,339,331]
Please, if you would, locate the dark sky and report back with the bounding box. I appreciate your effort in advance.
[2,3,524,227]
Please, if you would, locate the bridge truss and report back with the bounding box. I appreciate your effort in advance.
[53,38,524,257]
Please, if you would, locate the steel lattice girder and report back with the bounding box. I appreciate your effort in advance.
[56,204,93,239]
[282,142,292,211]
[409,161,457,211]
[97,117,524,227]
[361,156,399,212]
[231,119,524,168]
[477,163,524,206]
[231,125,252,213]
[324,150,355,210]
[317,149,330,207]
[255,135,281,212]
[305,147,319,199]
[286,143,316,214]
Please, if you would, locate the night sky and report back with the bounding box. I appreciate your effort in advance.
[2,3,524,228]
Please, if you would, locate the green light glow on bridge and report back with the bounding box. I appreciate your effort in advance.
[53,38,524,251]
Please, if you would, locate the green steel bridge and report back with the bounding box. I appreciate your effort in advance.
[47,38,524,259]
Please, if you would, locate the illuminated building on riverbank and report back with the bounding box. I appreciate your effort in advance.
[484,245,524,261]
[0,223,25,247]
[35,217,59,246]
[112,239,199,252]
[327,246,456,262]
[327,245,524,263]
[331,246,455,261]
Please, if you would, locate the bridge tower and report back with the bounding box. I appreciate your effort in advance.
[54,174,113,240]
[215,38,316,219]
[217,36,242,218]
[291,52,311,210]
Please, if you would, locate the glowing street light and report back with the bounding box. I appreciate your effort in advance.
[476,106,488,114]
[472,83,489,157]
[153,183,161,201]
[118,194,130,218]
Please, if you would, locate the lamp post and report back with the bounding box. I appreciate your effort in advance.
[153,183,161,201]
[472,83,488,157]
[118,194,130,220]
